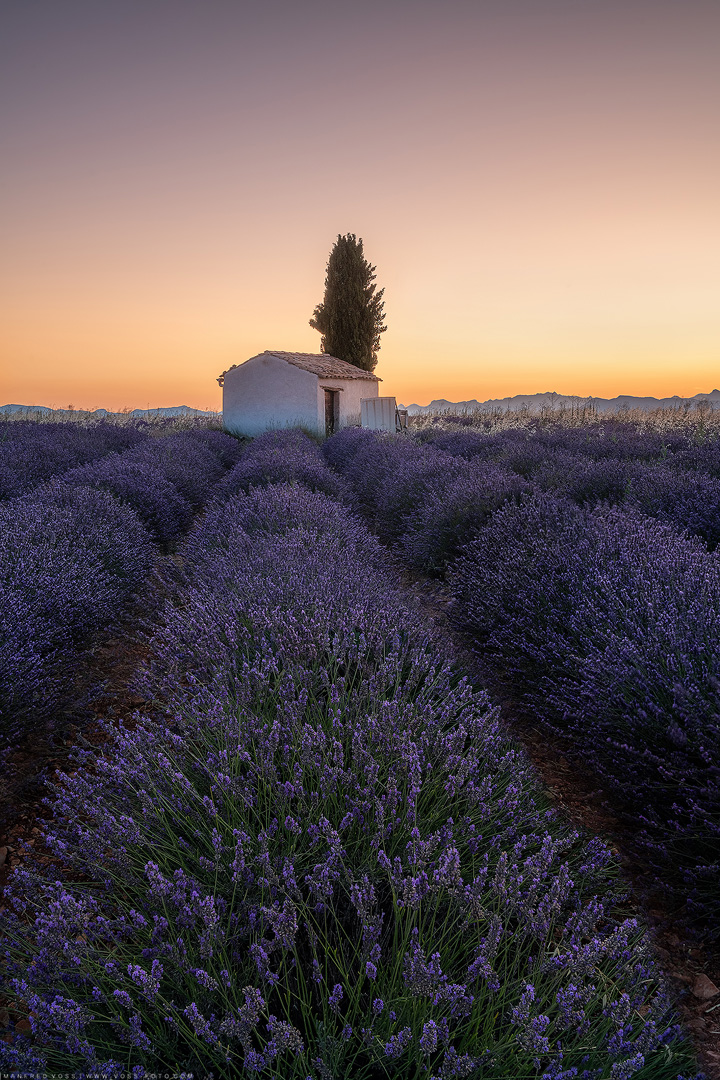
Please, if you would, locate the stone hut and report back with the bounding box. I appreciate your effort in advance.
[218,351,380,437]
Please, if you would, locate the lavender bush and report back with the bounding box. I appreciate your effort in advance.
[122,433,226,508]
[493,438,567,480]
[532,455,640,508]
[323,424,720,945]
[412,427,501,459]
[324,430,531,564]
[369,447,472,543]
[529,454,720,548]
[450,495,720,935]
[2,483,699,1077]
[182,428,245,469]
[401,465,532,575]
[322,429,414,522]
[60,455,192,546]
[0,418,149,499]
[528,423,689,463]
[413,425,542,463]
[670,441,720,478]
[320,425,379,472]
[323,430,470,541]
[0,425,237,743]
[627,466,720,550]
[416,421,692,471]
[0,485,154,743]
[215,429,345,501]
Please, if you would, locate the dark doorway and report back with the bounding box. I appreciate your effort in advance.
[324,389,340,436]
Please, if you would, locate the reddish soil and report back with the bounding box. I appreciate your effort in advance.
[0,597,159,1040]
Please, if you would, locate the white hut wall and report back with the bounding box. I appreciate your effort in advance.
[223,354,320,436]
[317,377,378,430]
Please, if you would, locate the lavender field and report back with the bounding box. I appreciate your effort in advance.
[0,413,715,1077]
[324,411,720,941]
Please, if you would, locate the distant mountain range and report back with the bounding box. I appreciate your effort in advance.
[5,392,720,422]
[0,404,218,419]
[398,390,720,416]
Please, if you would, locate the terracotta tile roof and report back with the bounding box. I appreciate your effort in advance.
[217,352,381,385]
[265,352,381,380]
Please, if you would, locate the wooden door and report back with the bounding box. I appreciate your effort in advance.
[324,389,339,436]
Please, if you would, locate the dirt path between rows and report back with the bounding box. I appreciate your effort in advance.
[401,571,720,1079]
[0,590,162,1039]
[0,601,156,865]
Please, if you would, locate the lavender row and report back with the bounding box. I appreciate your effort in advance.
[414,417,709,467]
[2,475,700,1077]
[323,428,720,941]
[0,485,155,746]
[0,429,242,745]
[450,497,720,939]
[415,422,720,550]
[211,427,345,502]
[59,430,242,546]
[0,419,149,500]
[323,427,530,574]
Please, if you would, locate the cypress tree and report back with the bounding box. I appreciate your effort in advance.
[309,234,387,373]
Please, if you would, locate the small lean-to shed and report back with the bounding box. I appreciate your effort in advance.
[361,396,399,432]
[218,351,381,438]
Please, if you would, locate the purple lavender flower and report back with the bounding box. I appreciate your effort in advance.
[511,984,551,1055]
[0,458,701,1078]
[60,455,192,544]
[419,1019,439,1054]
[214,428,345,501]
[384,1026,412,1058]
[0,416,148,499]
[127,960,162,999]
[450,492,720,931]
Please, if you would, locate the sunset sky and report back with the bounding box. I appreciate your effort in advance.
[2,0,719,410]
